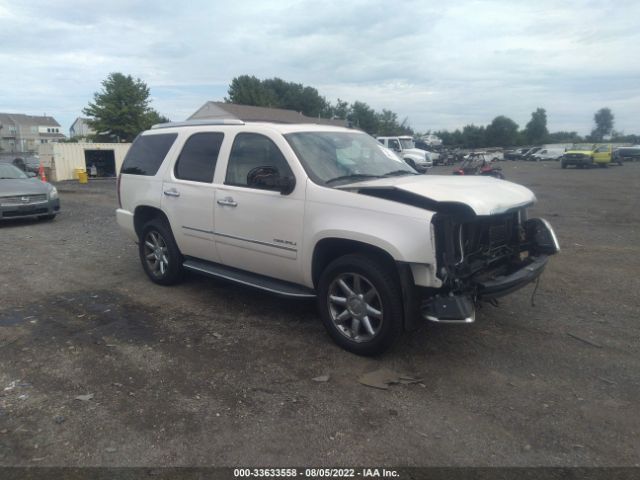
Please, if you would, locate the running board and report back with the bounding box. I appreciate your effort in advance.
[183,258,316,298]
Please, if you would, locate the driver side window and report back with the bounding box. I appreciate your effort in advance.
[225,133,293,189]
[388,139,401,151]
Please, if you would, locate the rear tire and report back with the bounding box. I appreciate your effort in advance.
[139,219,183,285]
[317,254,403,356]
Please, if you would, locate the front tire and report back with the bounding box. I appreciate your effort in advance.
[317,254,403,356]
[139,219,183,285]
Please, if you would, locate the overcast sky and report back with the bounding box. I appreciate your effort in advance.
[1,0,638,136]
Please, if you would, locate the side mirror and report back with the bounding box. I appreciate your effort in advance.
[26,171,37,178]
[247,166,296,195]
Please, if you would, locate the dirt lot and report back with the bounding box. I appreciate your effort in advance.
[1,161,638,467]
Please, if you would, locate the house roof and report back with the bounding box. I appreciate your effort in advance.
[70,117,91,129]
[0,112,61,127]
[189,101,347,127]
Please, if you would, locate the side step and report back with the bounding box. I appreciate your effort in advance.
[183,258,316,298]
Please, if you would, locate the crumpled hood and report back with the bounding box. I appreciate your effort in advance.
[0,178,50,196]
[338,175,536,216]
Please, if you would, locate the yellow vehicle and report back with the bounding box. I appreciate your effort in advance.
[561,143,616,168]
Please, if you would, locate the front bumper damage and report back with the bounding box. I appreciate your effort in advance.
[418,217,559,325]
[420,255,548,323]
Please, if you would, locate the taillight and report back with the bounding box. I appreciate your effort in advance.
[116,174,122,208]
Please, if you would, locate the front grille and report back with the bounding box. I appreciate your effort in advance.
[0,194,47,206]
[565,154,585,160]
[2,207,48,218]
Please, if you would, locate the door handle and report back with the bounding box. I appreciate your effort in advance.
[217,197,238,207]
[163,188,180,197]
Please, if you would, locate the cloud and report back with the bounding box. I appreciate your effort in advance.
[0,0,638,135]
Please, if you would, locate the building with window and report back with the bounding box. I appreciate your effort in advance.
[0,113,66,153]
[69,117,96,139]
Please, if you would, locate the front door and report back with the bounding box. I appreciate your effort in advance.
[162,132,225,263]
[593,145,611,165]
[214,132,304,284]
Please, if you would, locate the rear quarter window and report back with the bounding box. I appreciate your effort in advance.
[121,133,178,175]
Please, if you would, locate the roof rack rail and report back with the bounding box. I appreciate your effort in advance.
[151,119,245,129]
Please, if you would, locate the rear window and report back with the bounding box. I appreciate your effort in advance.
[121,133,177,175]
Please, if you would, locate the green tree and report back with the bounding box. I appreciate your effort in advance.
[225,75,276,107]
[376,109,399,136]
[374,110,413,136]
[83,73,168,142]
[547,131,583,143]
[348,101,379,134]
[144,109,171,127]
[485,116,519,147]
[461,124,486,148]
[524,108,548,144]
[226,76,329,117]
[591,107,614,141]
[330,99,350,119]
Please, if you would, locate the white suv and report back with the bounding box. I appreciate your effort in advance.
[117,119,559,355]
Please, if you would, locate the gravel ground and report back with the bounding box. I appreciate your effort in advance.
[0,161,638,467]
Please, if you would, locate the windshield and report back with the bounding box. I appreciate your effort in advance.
[571,143,594,151]
[399,138,415,149]
[285,131,415,185]
[0,163,28,179]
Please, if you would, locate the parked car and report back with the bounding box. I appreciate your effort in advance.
[522,147,543,160]
[561,144,617,168]
[377,136,432,172]
[0,156,40,174]
[613,146,640,163]
[531,148,565,161]
[504,148,528,161]
[452,153,505,179]
[485,150,504,162]
[0,164,60,220]
[116,119,559,355]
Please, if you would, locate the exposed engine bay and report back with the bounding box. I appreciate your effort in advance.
[432,209,559,297]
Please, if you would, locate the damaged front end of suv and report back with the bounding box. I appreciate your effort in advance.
[423,206,559,323]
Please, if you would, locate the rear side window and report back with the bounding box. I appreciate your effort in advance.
[121,133,177,175]
[174,132,224,183]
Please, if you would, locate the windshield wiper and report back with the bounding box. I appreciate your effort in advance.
[325,174,382,185]
[382,169,418,177]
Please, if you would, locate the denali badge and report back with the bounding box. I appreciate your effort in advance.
[274,238,297,246]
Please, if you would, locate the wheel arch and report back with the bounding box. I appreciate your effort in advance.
[311,237,399,289]
[133,205,170,239]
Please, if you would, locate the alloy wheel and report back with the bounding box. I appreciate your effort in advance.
[143,230,170,279]
[327,273,383,343]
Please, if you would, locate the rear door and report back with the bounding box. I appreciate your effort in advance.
[162,131,225,262]
[214,132,305,283]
